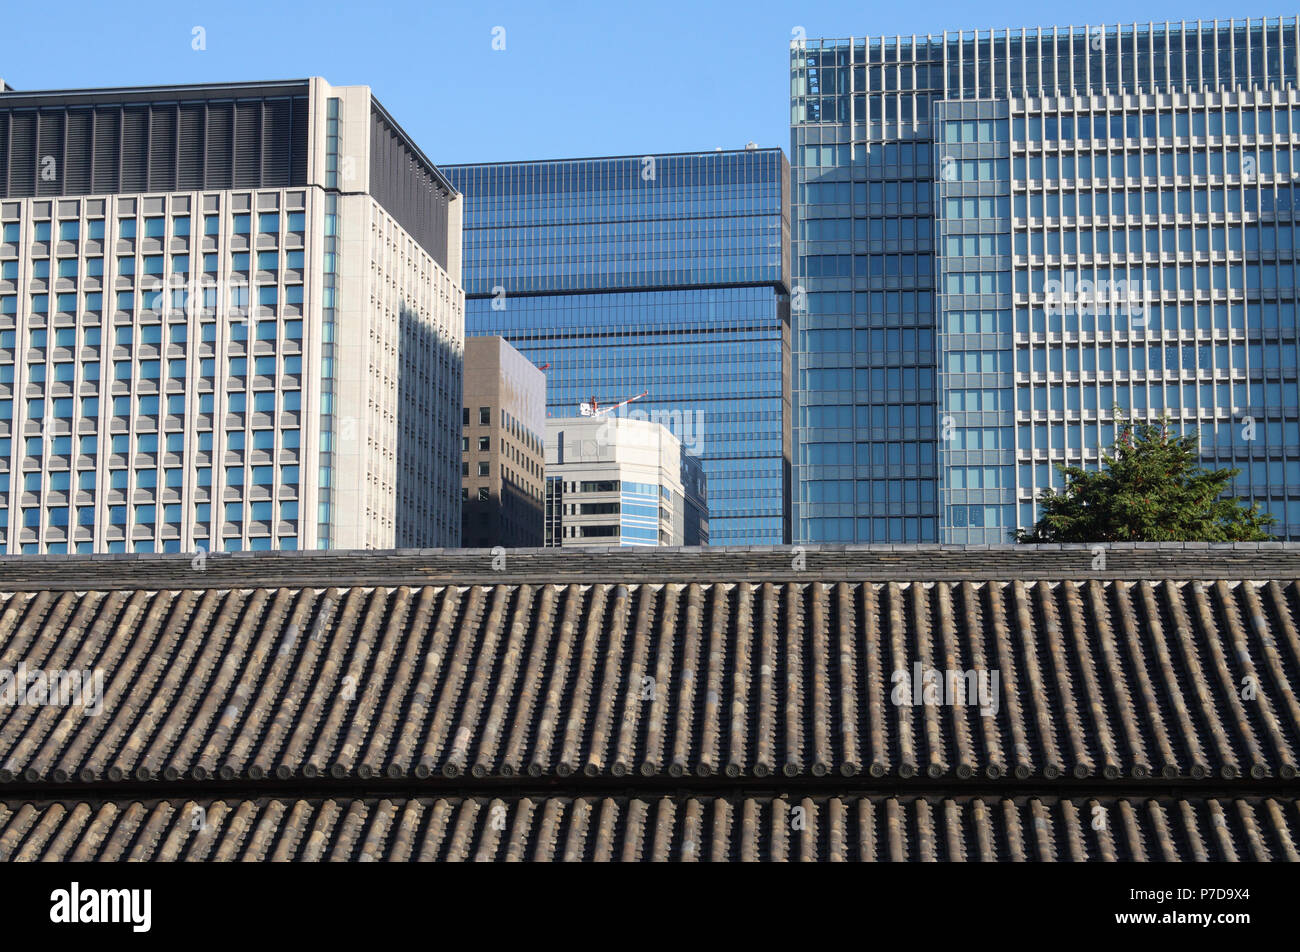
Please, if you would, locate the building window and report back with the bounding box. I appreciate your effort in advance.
[479,407,490,425]
[325,98,341,189]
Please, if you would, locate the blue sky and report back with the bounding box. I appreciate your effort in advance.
[1,0,1266,166]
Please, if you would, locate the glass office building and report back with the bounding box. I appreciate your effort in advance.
[792,17,1300,542]
[0,78,464,554]
[444,150,792,545]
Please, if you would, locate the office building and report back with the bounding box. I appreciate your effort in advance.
[792,18,1300,543]
[545,414,707,546]
[444,149,790,546]
[462,335,545,547]
[0,78,464,553]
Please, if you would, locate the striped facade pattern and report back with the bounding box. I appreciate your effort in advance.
[2,794,1297,862]
[801,18,1300,104]
[0,87,312,199]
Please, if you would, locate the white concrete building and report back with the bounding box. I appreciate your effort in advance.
[545,415,707,546]
[0,78,463,553]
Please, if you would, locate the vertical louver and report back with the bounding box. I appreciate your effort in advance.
[261,99,290,185]
[63,109,92,193]
[233,101,260,188]
[0,87,309,197]
[0,113,8,197]
[148,105,177,191]
[35,110,63,196]
[205,102,232,188]
[119,106,148,192]
[91,108,119,193]
[7,112,35,195]
[177,104,205,189]
[290,97,308,185]
[369,106,452,268]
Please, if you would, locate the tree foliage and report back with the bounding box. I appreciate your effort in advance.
[1014,415,1275,543]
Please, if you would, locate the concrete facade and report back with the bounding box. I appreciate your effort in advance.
[545,414,707,546]
[461,335,545,547]
[0,78,464,553]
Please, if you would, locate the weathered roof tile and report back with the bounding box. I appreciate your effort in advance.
[1,546,1299,861]
[2,578,1299,786]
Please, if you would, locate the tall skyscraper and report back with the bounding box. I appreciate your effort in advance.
[443,149,791,546]
[792,18,1300,543]
[461,335,546,547]
[0,78,464,554]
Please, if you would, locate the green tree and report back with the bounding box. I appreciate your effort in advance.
[1014,414,1275,543]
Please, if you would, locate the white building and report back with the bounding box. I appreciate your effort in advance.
[0,78,464,553]
[545,415,707,546]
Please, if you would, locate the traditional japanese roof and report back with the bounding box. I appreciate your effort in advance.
[1,544,1298,861]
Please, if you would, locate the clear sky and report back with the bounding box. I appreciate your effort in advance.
[0,0,1266,166]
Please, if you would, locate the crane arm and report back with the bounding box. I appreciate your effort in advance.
[579,390,649,417]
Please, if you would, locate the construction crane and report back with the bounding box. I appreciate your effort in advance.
[579,390,648,417]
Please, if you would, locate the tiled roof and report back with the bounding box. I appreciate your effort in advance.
[1,546,1298,861]
[3,576,1299,784]
[3,795,1297,861]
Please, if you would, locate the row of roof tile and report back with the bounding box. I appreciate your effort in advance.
[2,578,1299,785]
[3,794,1295,861]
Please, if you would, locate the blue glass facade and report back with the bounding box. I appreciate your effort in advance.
[445,150,792,545]
[793,18,1300,543]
